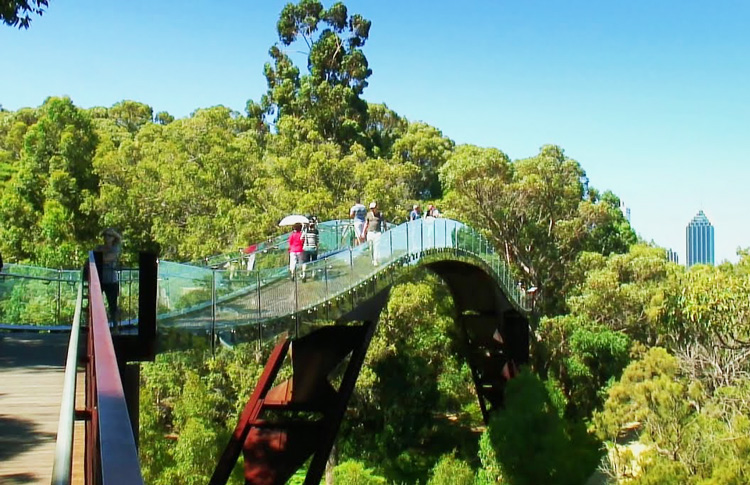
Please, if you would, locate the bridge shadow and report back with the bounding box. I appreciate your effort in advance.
[0,415,56,482]
[0,332,69,369]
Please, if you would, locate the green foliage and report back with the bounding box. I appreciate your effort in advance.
[441,144,636,316]
[338,271,482,483]
[567,244,675,346]
[260,0,372,147]
[332,460,387,484]
[391,121,454,199]
[487,369,601,485]
[0,97,99,267]
[591,347,750,483]
[1,0,49,28]
[477,430,505,485]
[139,345,267,484]
[427,453,475,485]
[538,315,631,418]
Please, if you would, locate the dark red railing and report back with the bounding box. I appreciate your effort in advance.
[84,253,144,484]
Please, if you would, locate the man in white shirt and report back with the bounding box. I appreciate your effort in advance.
[349,198,367,244]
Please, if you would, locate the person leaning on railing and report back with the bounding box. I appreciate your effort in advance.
[95,228,122,324]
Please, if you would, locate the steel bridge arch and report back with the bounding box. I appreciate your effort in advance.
[209,241,531,485]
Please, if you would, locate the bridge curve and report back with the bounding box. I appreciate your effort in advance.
[182,218,534,485]
[157,218,532,347]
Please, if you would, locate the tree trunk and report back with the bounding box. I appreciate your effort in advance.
[325,443,337,485]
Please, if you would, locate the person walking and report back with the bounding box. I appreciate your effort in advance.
[95,228,122,324]
[301,219,319,281]
[288,223,304,279]
[349,198,367,244]
[364,201,385,266]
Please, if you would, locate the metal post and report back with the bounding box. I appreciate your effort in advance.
[128,269,133,323]
[324,264,329,320]
[256,270,262,348]
[442,220,446,250]
[211,269,216,355]
[294,270,299,338]
[389,230,393,259]
[406,222,410,259]
[420,221,424,257]
[56,268,62,325]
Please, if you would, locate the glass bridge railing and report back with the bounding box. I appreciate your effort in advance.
[0,219,532,333]
[0,263,139,327]
[188,220,357,270]
[156,218,533,346]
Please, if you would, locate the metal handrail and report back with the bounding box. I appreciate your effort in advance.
[86,254,145,484]
[51,279,84,485]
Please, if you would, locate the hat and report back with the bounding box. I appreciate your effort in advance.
[369,201,377,209]
[413,204,419,209]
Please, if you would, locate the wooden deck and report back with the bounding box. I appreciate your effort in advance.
[0,332,84,484]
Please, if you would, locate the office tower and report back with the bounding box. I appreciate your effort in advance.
[619,201,631,223]
[666,248,679,264]
[686,210,714,267]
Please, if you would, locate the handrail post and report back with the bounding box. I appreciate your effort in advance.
[211,268,216,355]
[406,221,410,259]
[420,220,424,256]
[138,252,158,357]
[56,268,62,325]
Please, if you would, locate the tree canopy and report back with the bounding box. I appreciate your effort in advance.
[1,0,49,28]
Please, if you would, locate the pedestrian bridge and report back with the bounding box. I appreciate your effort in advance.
[0,217,532,484]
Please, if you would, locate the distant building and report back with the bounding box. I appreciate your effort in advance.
[666,248,679,264]
[619,201,631,223]
[686,210,714,267]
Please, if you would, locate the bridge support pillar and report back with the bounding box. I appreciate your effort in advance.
[459,310,528,422]
[211,321,376,485]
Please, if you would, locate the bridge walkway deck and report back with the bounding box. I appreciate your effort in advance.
[0,332,84,485]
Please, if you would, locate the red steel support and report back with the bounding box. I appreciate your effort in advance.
[212,322,376,485]
[458,313,519,423]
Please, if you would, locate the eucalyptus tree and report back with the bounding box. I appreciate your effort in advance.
[440,144,636,315]
[251,0,372,148]
[0,97,99,266]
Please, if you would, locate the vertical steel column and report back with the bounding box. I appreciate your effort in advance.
[56,268,62,326]
[211,269,216,355]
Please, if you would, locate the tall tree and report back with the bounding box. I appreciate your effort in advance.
[0,97,99,266]
[391,121,454,199]
[254,0,372,148]
[440,144,636,315]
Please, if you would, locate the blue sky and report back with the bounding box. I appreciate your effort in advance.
[2,0,748,263]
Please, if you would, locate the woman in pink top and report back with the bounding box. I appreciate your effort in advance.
[288,223,304,278]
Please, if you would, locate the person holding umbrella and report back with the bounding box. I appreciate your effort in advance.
[288,222,304,279]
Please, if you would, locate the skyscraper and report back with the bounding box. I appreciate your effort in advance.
[686,210,714,267]
[666,248,679,264]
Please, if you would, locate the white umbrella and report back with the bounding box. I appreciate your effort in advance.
[278,214,309,227]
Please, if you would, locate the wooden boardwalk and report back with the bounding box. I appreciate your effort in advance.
[0,332,84,485]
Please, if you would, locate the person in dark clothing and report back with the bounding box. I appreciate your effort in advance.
[301,220,320,281]
[95,228,122,324]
